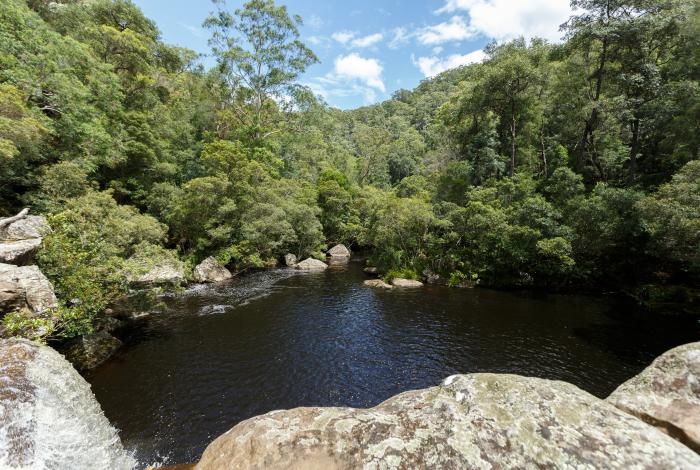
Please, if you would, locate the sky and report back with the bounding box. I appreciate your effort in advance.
[132,0,575,110]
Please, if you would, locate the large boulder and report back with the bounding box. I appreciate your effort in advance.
[61,331,123,371]
[284,253,298,267]
[193,257,232,284]
[0,281,26,314]
[295,258,328,271]
[391,278,423,288]
[608,341,700,452]
[327,244,351,258]
[0,264,57,315]
[196,373,700,469]
[0,211,49,266]
[363,279,393,289]
[0,339,135,469]
[127,262,184,286]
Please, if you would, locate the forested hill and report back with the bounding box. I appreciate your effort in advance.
[1,0,699,339]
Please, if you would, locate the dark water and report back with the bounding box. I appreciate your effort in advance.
[87,260,699,467]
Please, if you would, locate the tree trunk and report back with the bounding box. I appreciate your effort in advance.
[0,208,29,230]
[577,37,608,174]
[510,114,517,177]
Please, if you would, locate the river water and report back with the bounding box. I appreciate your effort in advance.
[86,259,699,467]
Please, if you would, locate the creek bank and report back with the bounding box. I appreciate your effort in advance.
[194,356,700,469]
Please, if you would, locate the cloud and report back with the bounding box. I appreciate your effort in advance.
[307,53,386,106]
[434,0,573,42]
[388,27,411,49]
[307,14,324,29]
[334,53,385,92]
[417,16,473,45]
[351,33,383,48]
[332,31,356,44]
[412,49,487,77]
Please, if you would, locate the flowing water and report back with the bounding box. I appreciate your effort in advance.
[86,259,699,467]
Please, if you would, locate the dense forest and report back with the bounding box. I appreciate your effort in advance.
[1,0,698,340]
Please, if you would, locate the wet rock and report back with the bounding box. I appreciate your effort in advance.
[127,262,184,286]
[391,278,423,288]
[0,338,135,469]
[295,258,328,271]
[608,341,700,452]
[62,331,123,371]
[0,264,57,315]
[327,244,351,258]
[193,257,232,283]
[284,253,298,267]
[363,266,379,275]
[196,373,700,469]
[364,279,393,289]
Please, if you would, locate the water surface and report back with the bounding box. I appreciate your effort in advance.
[87,260,699,466]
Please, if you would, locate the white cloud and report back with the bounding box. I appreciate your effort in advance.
[417,16,473,45]
[412,49,487,77]
[434,0,573,42]
[388,27,411,49]
[307,14,323,29]
[332,31,356,44]
[352,33,383,48]
[334,53,385,92]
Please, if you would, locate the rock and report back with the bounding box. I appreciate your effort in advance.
[327,244,351,258]
[608,341,700,452]
[0,213,49,266]
[0,264,57,315]
[193,257,232,283]
[0,280,26,314]
[423,268,446,285]
[391,278,423,288]
[363,279,393,289]
[196,373,700,469]
[284,253,298,267]
[295,258,328,271]
[363,266,379,275]
[61,331,123,371]
[128,262,184,286]
[0,338,135,469]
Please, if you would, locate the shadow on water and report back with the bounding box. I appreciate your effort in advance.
[86,259,699,467]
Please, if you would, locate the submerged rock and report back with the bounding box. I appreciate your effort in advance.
[363,279,393,289]
[0,264,57,315]
[327,244,351,258]
[284,253,298,267]
[62,331,123,371]
[608,341,700,452]
[295,258,328,271]
[193,257,232,284]
[196,373,700,469]
[363,266,379,275]
[0,339,135,469]
[391,278,423,288]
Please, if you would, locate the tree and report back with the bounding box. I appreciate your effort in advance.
[205,0,318,144]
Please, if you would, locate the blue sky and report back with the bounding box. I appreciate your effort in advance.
[132,0,574,109]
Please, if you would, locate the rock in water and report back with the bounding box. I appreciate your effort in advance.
[193,257,232,283]
[295,258,328,271]
[0,339,135,469]
[391,278,423,288]
[195,373,700,469]
[0,264,57,315]
[284,253,298,267]
[363,279,393,289]
[327,244,351,258]
[608,341,700,452]
[62,331,123,371]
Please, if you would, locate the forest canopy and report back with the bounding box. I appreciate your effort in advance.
[1,0,699,339]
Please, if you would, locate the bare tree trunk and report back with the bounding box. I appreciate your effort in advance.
[0,208,29,230]
[510,114,517,177]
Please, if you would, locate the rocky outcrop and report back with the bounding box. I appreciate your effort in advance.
[0,339,135,469]
[193,257,232,284]
[0,210,50,266]
[608,341,700,452]
[295,258,328,271]
[0,281,26,313]
[327,244,350,258]
[284,253,298,267]
[196,373,700,469]
[127,262,184,286]
[391,278,423,288]
[61,331,124,371]
[364,279,393,289]
[0,264,57,315]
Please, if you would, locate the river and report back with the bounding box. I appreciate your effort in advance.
[86,259,699,467]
